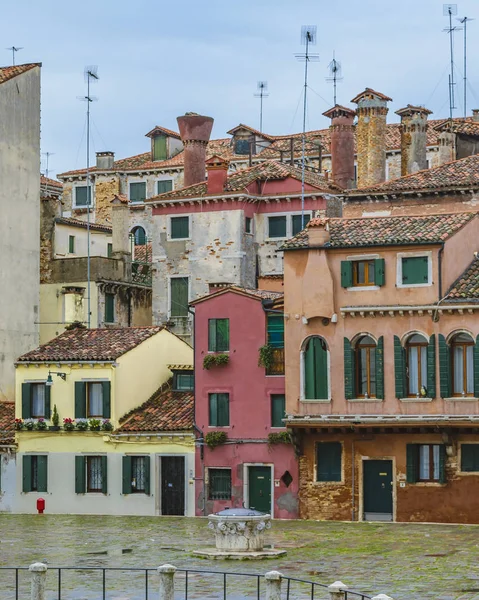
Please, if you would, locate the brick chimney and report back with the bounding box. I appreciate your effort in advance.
[351,88,392,188]
[177,113,214,187]
[206,155,229,194]
[323,105,356,189]
[307,218,331,246]
[96,151,115,170]
[437,130,456,165]
[110,195,130,258]
[395,105,432,175]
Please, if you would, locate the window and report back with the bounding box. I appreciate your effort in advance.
[74,186,92,208]
[268,216,287,238]
[316,442,341,482]
[122,455,150,494]
[131,226,147,246]
[451,333,474,397]
[22,455,48,493]
[157,179,173,194]
[234,138,251,155]
[105,293,115,324]
[87,456,103,491]
[170,216,190,240]
[356,335,377,398]
[87,382,104,417]
[245,217,252,234]
[21,382,50,419]
[75,455,108,494]
[353,260,374,286]
[406,444,446,483]
[169,277,189,317]
[75,381,110,419]
[341,258,385,288]
[271,394,286,427]
[107,243,113,258]
[292,214,311,236]
[153,136,167,161]
[267,315,284,348]
[401,255,429,285]
[209,393,230,426]
[405,334,428,396]
[461,444,479,472]
[303,337,328,400]
[208,319,229,352]
[173,371,194,391]
[69,235,75,254]
[209,468,231,500]
[129,182,146,203]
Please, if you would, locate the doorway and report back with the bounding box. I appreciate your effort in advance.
[363,459,393,521]
[160,456,185,516]
[247,466,272,514]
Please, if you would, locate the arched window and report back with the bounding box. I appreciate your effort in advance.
[451,332,474,397]
[303,337,329,400]
[131,226,146,246]
[355,335,377,398]
[405,334,428,397]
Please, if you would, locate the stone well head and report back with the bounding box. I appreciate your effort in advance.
[208,507,271,552]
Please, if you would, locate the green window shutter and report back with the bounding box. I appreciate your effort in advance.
[374,258,385,286]
[101,456,108,494]
[157,179,173,194]
[316,442,341,482]
[69,235,75,253]
[406,444,418,483]
[267,315,284,349]
[75,382,87,419]
[268,216,287,238]
[75,186,90,207]
[144,456,151,495]
[402,256,428,285]
[343,337,355,399]
[461,444,479,472]
[474,335,479,397]
[271,394,286,427]
[217,394,229,426]
[292,214,311,236]
[427,335,436,398]
[22,383,32,419]
[75,456,86,494]
[394,336,405,398]
[107,243,113,258]
[170,277,189,317]
[208,319,216,352]
[122,456,132,494]
[130,182,146,203]
[102,381,111,418]
[22,455,32,493]
[44,385,51,420]
[341,261,353,288]
[209,394,218,426]
[170,216,189,239]
[375,336,384,399]
[315,338,328,400]
[105,293,115,323]
[153,136,167,161]
[439,445,447,484]
[439,334,451,398]
[37,456,48,493]
[215,319,229,352]
[304,340,316,400]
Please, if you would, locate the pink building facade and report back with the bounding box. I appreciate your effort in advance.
[191,287,299,519]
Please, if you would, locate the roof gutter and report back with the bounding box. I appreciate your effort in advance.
[15,360,117,366]
[282,241,443,252]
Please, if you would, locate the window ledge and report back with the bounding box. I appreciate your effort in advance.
[409,482,445,487]
[400,397,433,403]
[312,480,345,486]
[168,237,191,242]
[347,398,383,403]
[346,286,380,292]
[444,397,479,402]
[396,282,432,289]
[299,398,331,403]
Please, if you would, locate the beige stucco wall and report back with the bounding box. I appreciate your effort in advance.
[54,223,112,258]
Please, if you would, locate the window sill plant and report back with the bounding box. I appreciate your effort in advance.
[258,345,274,370]
[205,431,228,449]
[267,431,292,445]
[36,418,48,431]
[203,353,230,370]
[15,418,24,431]
[23,419,35,431]
[49,404,60,431]
[76,419,88,431]
[101,419,113,432]
[63,418,75,431]
[89,418,101,431]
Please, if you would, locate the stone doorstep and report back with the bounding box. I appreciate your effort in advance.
[191,549,287,560]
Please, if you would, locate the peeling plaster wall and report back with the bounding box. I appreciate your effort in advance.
[0,452,16,512]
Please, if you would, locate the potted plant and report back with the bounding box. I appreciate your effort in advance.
[24,419,35,431]
[76,418,88,431]
[36,418,48,431]
[205,431,228,449]
[89,418,101,431]
[203,353,230,370]
[267,431,292,445]
[63,417,75,431]
[49,405,60,431]
[258,345,274,370]
[101,419,113,432]
[14,418,24,431]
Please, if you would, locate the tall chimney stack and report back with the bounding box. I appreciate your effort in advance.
[110,195,130,258]
[351,88,392,188]
[96,151,115,170]
[323,105,356,189]
[395,105,432,176]
[177,113,214,187]
[206,155,229,194]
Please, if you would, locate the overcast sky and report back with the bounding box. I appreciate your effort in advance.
[3,0,479,176]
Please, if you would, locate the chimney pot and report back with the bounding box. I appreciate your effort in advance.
[96,151,115,170]
[472,109,479,122]
[395,105,432,175]
[177,113,214,187]
[110,195,130,258]
[323,105,356,190]
[307,218,331,246]
[206,156,229,194]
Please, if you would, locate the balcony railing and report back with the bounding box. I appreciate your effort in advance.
[266,347,285,376]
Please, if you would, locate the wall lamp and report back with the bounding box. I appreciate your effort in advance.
[46,371,67,386]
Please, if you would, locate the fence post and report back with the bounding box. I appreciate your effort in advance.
[265,571,283,600]
[329,581,348,600]
[29,562,47,600]
[372,594,394,600]
[157,564,177,600]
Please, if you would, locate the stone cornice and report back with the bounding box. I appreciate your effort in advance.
[340,304,479,318]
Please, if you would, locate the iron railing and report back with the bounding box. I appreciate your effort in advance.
[266,347,285,376]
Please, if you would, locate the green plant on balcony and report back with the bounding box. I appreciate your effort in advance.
[36,418,48,431]
[63,418,75,431]
[15,419,24,430]
[101,419,113,432]
[258,344,274,370]
[203,353,230,370]
[88,418,102,431]
[24,419,35,431]
[76,419,88,431]
[267,431,292,445]
[205,431,228,449]
[49,405,60,430]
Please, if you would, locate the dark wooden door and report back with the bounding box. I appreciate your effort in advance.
[248,466,272,513]
[161,456,185,515]
[363,460,393,518]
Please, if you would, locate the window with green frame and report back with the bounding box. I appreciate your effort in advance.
[406,444,446,483]
[268,216,287,238]
[75,186,92,207]
[208,319,229,352]
[340,258,385,288]
[23,455,48,492]
[209,393,229,426]
[304,337,329,400]
[461,444,479,472]
[208,468,231,500]
[267,315,284,348]
[292,213,311,236]
[69,235,75,254]
[157,179,173,194]
[401,256,429,285]
[173,371,194,391]
[105,293,115,323]
[170,216,189,239]
[153,136,167,161]
[122,455,150,494]
[107,243,113,258]
[129,182,146,203]
[170,277,189,317]
[316,442,341,482]
[271,394,286,427]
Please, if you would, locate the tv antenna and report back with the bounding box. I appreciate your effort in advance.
[295,25,319,230]
[42,152,55,179]
[326,51,343,106]
[6,46,23,65]
[77,66,99,329]
[443,4,462,121]
[254,81,269,132]
[457,16,474,117]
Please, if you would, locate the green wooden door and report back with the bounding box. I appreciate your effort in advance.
[363,460,393,519]
[248,466,272,514]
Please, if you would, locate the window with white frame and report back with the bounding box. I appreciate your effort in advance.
[267,213,311,240]
[397,252,432,288]
[169,216,190,240]
[157,179,174,195]
[74,185,93,208]
[129,181,147,203]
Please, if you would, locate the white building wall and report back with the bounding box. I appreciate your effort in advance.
[0,452,16,512]
[0,66,41,401]
[54,224,112,258]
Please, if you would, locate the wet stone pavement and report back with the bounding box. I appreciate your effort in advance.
[0,515,478,600]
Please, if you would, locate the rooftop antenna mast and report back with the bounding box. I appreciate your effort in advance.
[42,152,55,180]
[77,66,99,329]
[295,25,319,229]
[457,16,474,117]
[326,51,343,106]
[443,4,461,121]
[254,81,269,132]
[6,46,23,65]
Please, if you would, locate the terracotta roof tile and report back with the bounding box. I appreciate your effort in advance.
[55,217,112,233]
[41,176,63,189]
[133,243,152,262]
[0,402,15,445]
[117,379,193,432]
[351,88,393,103]
[0,63,40,84]
[191,285,284,305]
[17,327,164,363]
[282,212,476,250]
[145,126,181,139]
[434,120,479,136]
[447,258,479,302]
[226,124,275,141]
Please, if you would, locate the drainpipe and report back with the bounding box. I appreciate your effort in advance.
[438,243,444,301]
[127,289,132,327]
[351,439,355,522]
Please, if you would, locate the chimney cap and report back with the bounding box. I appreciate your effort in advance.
[351,87,392,104]
[395,104,432,118]
[176,114,214,143]
[206,155,229,169]
[323,104,356,120]
[96,151,115,157]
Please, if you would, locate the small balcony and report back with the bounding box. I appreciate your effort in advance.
[266,347,285,376]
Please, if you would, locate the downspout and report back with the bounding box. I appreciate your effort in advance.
[351,438,355,521]
[127,289,132,327]
[438,243,444,301]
